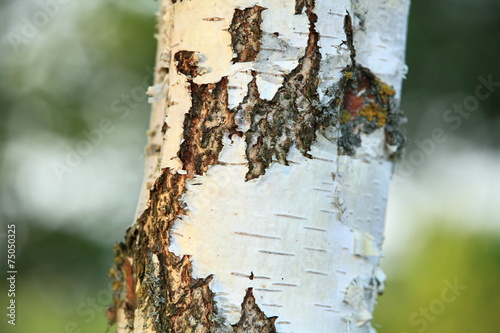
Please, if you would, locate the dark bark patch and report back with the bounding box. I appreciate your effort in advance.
[109,242,136,328]
[233,288,277,333]
[244,3,330,180]
[343,11,356,65]
[121,168,231,332]
[295,0,316,15]
[228,6,266,63]
[295,0,305,14]
[161,121,169,135]
[175,50,201,78]
[179,76,238,177]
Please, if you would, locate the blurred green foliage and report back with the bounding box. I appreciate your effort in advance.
[403,0,500,147]
[0,223,112,332]
[0,1,157,332]
[375,226,500,332]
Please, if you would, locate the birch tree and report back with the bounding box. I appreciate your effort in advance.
[109,0,410,332]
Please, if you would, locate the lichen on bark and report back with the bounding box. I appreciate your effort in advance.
[332,12,407,157]
[336,64,406,156]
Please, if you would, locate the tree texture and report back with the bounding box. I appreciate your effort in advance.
[110,0,410,332]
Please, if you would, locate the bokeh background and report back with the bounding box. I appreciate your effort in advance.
[1,1,499,332]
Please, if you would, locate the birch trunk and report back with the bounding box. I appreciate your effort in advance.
[109,1,410,332]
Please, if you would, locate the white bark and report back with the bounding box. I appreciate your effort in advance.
[123,0,410,332]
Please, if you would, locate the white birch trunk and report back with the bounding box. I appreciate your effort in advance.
[110,1,410,332]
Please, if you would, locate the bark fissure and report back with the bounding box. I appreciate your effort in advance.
[244,1,330,180]
[179,77,237,178]
[228,6,266,63]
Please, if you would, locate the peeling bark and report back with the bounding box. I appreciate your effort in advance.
[180,77,236,177]
[111,168,228,332]
[245,3,327,180]
[111,0,410,332]
[109,75,242,330]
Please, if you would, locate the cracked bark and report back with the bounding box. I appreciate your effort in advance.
[110,0,410,332]
[228,6,266,63]
[109,13,276,330]
[244,3,326,180]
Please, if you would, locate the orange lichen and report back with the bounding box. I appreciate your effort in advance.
[359,103,388,127]
[375,78,395,105]
[343,71,354,81]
